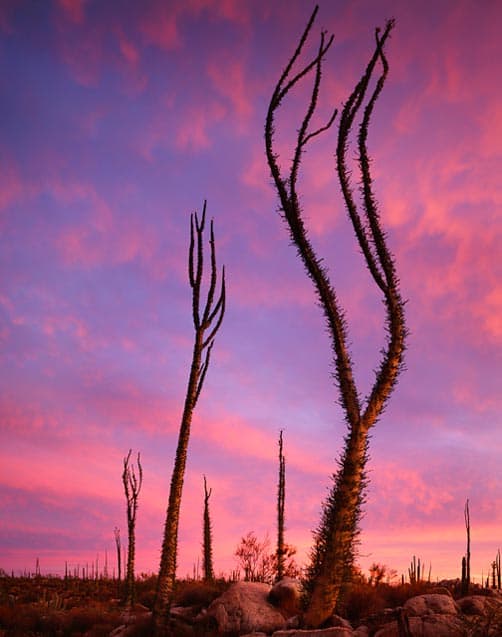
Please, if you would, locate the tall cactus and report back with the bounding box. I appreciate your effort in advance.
[265,6,406,626]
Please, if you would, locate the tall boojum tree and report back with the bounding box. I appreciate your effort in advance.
[153,202,226,634]
[265,6,406,627]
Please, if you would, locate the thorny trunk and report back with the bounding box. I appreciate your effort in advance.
[154,335,202,628]
[125,520,135,604]
[304,426,368,626]
[265,6,406,626]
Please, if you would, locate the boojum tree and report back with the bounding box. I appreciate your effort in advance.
[276,429,286,582]
[265,6,406,627]
[122,449,143,606]
[202,475,215,582]
[153,202,226,634]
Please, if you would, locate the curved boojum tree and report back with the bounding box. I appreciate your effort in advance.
[265,6,406,627]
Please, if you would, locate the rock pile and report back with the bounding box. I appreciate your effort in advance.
[109,582,502,637]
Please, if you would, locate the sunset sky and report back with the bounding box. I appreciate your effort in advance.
[1,0,501,584]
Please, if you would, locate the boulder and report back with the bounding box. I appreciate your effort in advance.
[374,615,465,636]
[269,578,303,617]
[404,593,458,616]
[326,615,352,629]
[457,595,494,616]
[272,629,353,637]
[207,581,287,635]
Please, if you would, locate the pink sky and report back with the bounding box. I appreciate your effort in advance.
[1,0,501,585]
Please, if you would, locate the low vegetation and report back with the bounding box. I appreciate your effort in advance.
[2,569,501,636]
[0,572,232,636]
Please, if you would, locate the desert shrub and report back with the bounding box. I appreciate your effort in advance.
[382,580,433,608]
[60,604,122,636]
[0,602,43,633]
[341,580,436,624]
[174,579,229,608]
[342,582,389,624]
[134,574,157,609]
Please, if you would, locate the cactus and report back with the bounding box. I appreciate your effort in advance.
[408,556,422,584]
[461,556,468,595]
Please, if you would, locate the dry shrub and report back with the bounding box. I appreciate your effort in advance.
[383,581,433,608]
[134,574,157,609]
[342,582,389,624]
[0,602,44,634]
[342,580,435,624]
[174,579,229,609]
[61,604,122,635]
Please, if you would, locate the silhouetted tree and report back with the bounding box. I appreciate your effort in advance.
[153,202,226,634]
[265,6,406,626]
[235,532,275,584]
[122,449,143,606]
[276,429,286,581]
[368,562,387,587]
[202,475,214,582]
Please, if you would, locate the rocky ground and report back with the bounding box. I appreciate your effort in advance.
[112,579,502,637]
[2,575,502,636]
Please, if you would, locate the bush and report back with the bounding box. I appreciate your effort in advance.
[174,579,229,609]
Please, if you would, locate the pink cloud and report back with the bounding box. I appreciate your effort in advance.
[53,16,103,87]
[56,0,87,25]
[52,5,147,92]
[139,5,181,51]
[207,59,253,122]
[175,102,226,151]
[0,0,21,34]
[116,27,140,67]
[44,178,181,277]
[139,0,253,52]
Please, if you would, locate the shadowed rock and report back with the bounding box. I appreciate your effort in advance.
[207,582,287,635]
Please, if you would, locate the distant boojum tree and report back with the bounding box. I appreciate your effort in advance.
[122,449,143,606]
[265,6,406,627]
[202,475,215,582]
